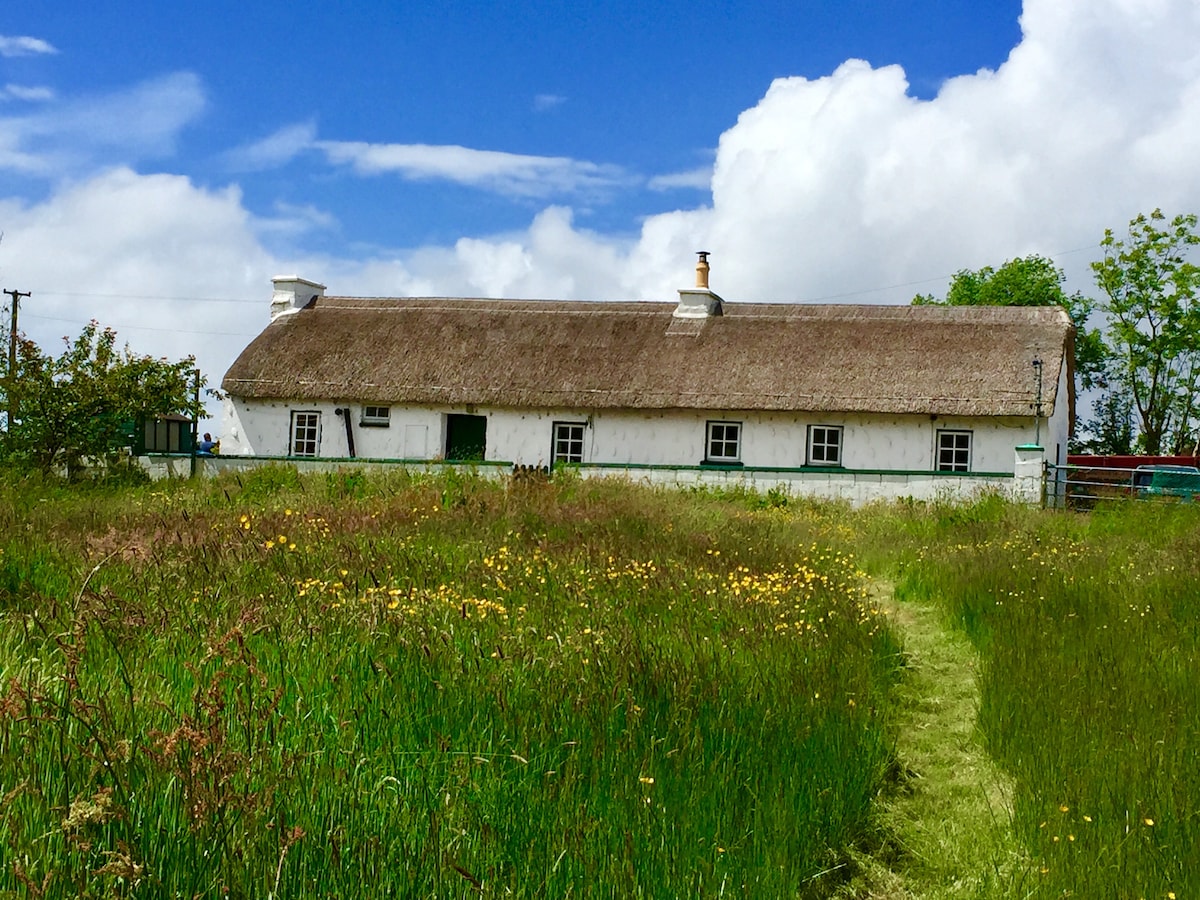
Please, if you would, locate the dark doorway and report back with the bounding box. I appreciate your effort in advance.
[445,414,488,461]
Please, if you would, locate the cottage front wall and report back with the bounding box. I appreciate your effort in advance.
[223,398,445,460]
[224,396,1060,474]
[491,408,1040,472]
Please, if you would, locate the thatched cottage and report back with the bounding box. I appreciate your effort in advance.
[220,258,1074,500]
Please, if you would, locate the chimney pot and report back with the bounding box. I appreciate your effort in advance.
[695,251,711,289]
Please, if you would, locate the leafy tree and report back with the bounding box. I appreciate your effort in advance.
[914,255,1108,392]
[1072,390,1134,455]
[2,321,206,475]
[1091,209,1200,455]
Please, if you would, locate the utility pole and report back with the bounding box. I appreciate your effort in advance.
[3,288,30,433]
[1032,358,1044,447]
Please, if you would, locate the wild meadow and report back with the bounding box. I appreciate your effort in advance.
[890,496,1200,899]
[0,468,899,899]
[4,468,1198,899]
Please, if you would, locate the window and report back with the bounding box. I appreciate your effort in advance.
[361,405,390,427]
[936,430,971,472]
[552,422,586,464]
[290,411,320,457]
[807,425,843,466]
[142,417,188,453]
[706,421,742,463]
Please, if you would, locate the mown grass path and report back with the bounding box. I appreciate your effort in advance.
[845,582,1031,899]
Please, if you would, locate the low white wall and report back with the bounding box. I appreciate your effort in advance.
[575,464,1015,505]
[137,454,1024,506]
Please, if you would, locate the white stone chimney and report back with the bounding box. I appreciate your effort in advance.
[270,276,326,321]
[674,251,723,318]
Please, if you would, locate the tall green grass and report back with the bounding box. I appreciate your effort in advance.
[0,470,899,898]
[893,498,1200,898]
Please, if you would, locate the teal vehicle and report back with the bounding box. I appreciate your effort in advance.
[1131,464,1200,500]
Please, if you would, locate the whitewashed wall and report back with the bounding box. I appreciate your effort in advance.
[223,393,1066,474]
[1046,353,1072,466]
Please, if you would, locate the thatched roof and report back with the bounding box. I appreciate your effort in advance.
[222,297,1074,418]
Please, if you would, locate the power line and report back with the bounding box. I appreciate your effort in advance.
[21,310,258,338]
[804,274,956,301]
[799,242,1104,302]
[29,289,261,305]
[1047,243,1103,257]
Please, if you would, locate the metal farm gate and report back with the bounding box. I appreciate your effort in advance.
[1048,458,1200,509]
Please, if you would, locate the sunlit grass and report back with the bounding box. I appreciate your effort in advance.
[10,470,1194,897]
[0,469,900,898]
[891,498,1200,898]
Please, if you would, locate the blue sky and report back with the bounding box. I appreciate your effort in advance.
[1,0,1198,421]
[2,1,1021,253]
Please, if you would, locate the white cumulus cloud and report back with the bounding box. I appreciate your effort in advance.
[0,168,274,409]
[410,0,1200,306]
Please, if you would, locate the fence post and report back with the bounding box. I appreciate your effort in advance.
[1013,444,1045,505]
[189,368,200,478]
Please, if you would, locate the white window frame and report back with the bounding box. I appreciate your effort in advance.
[360,405,391,427]
[290,411,321,457]
[807,425,843,466]
[552,421,586,464]
[705,420,742,464]
[936,430,972,472]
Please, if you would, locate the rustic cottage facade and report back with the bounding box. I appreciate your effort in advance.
[219,265,1073,502]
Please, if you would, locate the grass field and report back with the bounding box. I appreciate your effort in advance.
[889,496,1200,899]
[0,469,899,898]
[2,469,1197,898]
